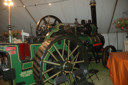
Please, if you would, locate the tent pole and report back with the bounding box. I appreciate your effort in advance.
[108,0,118,33]
[19,0,37,24]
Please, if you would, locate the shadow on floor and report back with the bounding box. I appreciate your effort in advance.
[88,62,113,85]
[0,79,11,85]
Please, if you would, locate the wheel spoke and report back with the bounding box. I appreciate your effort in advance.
[53,19,57,25]
[68,72,72,83]
[72,60,84,64]
[42,68,54,75]
[48,50,58,61]
[53,44,65,61]
[73,67,78,70]
[68,40,70,60]
[62,39,66,59]
[48,16,50,24]
[72,52,79,62]
[43,60,60,66]
[43,18,48,24]
[44,71,61,83]
[68,45,79,60]
[40,23,44,28]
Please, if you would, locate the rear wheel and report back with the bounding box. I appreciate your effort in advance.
[33,35,88,84]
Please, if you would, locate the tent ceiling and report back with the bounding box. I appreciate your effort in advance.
[0,0,128,35]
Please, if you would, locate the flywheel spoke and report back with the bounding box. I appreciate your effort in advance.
[43,18,48,24]
[48,16,50,24]
[53,19,57,25]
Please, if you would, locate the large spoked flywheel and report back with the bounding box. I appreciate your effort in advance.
[33,35,88,85]
[36,15,62,36]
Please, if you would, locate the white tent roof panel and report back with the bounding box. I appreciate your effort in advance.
[0,0,128,35]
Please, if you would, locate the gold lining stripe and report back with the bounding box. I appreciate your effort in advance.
[88,36,92,44]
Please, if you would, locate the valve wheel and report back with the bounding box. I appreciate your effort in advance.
[33,35,88,84]
[36,15,62,36]
[102,45,116,68]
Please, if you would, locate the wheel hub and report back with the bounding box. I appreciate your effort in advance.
[62,61,73,72]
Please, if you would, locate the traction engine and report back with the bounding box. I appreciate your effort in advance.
[0,0,116,85]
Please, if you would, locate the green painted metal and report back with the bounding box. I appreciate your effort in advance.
[0,44,41,85]
[22,61,33,70]
[44,24,64,40]
[90,24,97,35]
[78,34,100,45]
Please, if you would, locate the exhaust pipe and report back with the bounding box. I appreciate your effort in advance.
[90,0,97,27]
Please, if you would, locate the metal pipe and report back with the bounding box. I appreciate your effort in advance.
[108,0,118,33]
[8,5,12,43]
[8,6,10,26]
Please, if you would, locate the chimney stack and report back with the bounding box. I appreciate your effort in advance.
[90,0,97,27]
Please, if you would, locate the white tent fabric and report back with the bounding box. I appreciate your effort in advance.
[0,0,128,34]
[102,32,128,51]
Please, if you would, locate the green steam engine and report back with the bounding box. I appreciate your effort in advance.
[0,0,116,85]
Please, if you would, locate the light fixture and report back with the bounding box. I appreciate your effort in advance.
[48,3,52,6]
[9,2,13,6]
[3,0,14,43]
[4,2,8,5]
[4,0,14,6]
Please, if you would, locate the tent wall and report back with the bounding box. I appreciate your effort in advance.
[102,32,128,51]
[0,0,128,34]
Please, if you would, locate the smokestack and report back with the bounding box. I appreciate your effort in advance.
[90,0,97,26]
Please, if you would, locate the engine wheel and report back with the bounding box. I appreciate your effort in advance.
[36,15,62,36]
[102,45,116,68]
[33,35,88,85]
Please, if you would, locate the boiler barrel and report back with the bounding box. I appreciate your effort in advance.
[78,34,105,50]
